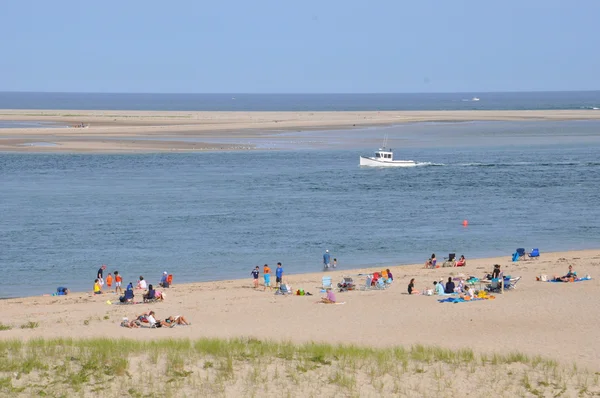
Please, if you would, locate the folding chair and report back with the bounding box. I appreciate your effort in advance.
[321,276,332,292]
[528,248,540,258]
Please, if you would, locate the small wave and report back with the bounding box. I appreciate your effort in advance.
[580,106,600,110]
[456,161,599,168]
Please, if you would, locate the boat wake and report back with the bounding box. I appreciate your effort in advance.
[455,161,600,167]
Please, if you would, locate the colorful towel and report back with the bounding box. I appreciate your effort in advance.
[438,297,484,304]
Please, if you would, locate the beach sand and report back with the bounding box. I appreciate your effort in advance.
[1,249,599,371]
[2,109,600,152]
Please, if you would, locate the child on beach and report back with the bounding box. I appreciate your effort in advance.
[251,266,260,289]
[114,271,123,294]
[275,262,284,288]
[93,279,103,294]
[263,264,271,290]
[333,258,337,268]
[106,273,113,288]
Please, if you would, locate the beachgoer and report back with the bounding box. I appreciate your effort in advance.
[456,255,466,267]
[120,317,139,328]
[408,278,420,295]
[445,277,455,294]
[97,264,106,287]
[332,258,337,268]
[557,265,577,282]
[93,279,103,294]
[143,284,156,301]
[159,271,169,288]
[139,311,171,328]
[321,288,336,303]
[251,266,259,288]
[165,315,190,325]
[431,254,437,268]
[434,281,445,295]
[137,276,147,290]
[106,273,113,288]
[114,271,123,294]
[126,282,134,291]
[323,250,331,268]
[386,269,393,282]
[460,285,475,299]
[275,262,283,288]
[263,264,271,290]
[491,264,501,280]
[424,258,433,269]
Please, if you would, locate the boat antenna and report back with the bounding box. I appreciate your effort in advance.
[382,134,388,150]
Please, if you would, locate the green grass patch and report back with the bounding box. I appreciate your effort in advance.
[0,323,12,331]
[19,321,38,329]
[0,338,597,397]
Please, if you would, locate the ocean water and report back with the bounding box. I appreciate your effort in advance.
[0,91,599,111]
[1,120,600,298]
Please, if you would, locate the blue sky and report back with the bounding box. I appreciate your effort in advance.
[1,0,599,93]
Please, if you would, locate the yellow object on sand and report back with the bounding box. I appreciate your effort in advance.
[106,300,112,305]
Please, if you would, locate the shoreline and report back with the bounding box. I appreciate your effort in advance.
[1,248,599,370]
[1,109,600,153]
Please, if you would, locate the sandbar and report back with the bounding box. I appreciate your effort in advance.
[1,109,600,153]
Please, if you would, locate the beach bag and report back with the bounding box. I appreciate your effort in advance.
[539,275,547,282]
[425,289,433,296]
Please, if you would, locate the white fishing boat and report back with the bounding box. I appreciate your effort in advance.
[359,147,417,167]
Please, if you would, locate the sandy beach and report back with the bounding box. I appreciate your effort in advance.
[2,109,600,152]
[1,249,599,370]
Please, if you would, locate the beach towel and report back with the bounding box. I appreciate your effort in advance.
[438,297,484,304]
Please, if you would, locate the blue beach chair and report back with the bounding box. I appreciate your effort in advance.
[528,248,540,258]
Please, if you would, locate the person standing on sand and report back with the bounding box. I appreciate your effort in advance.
[97,264,106,287]
[114,271,123,294]
[106,273,113,289]
[323,250,331,268]
[251,266,260,289]
[263,264,271,291]
[275,262,284,288]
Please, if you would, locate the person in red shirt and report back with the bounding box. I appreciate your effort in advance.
[106,273,113,288]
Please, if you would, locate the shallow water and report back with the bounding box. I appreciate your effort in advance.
[1,120,600,298]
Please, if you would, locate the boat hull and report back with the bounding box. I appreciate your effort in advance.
[359,156,417,167]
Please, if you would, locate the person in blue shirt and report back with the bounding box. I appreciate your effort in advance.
[323,250,331,268]
[275,262,284,288]
[159,271,169,288]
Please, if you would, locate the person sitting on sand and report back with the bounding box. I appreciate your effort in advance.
[445,277,455,294]
[93,279,103,294]
[143,284,156,301]
[371,272,380,286]
[321,288,337,303]
[434,280,445,295]
[165,315,190,325]
[455,255,466,267]
[424,258,433,269]
[386,268,393,283]
[408,278,420,295]
[460,285,475,300]
[137,276,147,290]
[556,265,577,282]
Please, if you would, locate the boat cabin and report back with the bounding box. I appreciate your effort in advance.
[375,148,394,161]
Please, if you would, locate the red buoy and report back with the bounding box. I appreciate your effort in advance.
[462,220,469,227]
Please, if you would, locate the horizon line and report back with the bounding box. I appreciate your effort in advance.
[1,90,599,95]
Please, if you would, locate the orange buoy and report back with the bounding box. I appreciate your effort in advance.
[462,220,469,227]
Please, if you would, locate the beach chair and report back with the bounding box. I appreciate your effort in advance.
[119,289,135,304]
[359,275,373,291]
[516,248,526,257]
[503,276,522,290]
[374,277,388,290]
[337,277,355,292]
[275,284,292,295]
[442,253,456,267]
[321,276,332,292]
[528,248,540,258]
[485,278,503,293]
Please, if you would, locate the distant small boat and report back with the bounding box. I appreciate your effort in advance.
[471,97,480,101]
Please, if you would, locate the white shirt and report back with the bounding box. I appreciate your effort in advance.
[138,280,147,289]
[147,315,157,326]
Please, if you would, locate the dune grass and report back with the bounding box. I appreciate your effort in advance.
[0,338,597,397]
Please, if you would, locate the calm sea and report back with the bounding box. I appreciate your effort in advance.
[0,91,599,111]
[1,120,600,298]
